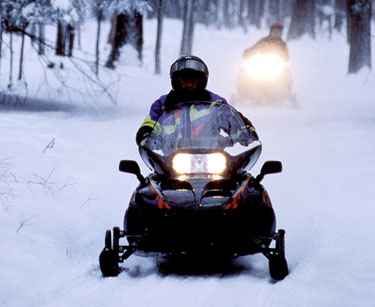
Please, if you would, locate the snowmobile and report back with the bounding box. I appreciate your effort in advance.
[99,101,288,280]
[236,52,296,106]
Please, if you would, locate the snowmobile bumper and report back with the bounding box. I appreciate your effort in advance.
[107,227,286,262]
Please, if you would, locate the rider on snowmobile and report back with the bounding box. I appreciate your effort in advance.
[243,23,289,61]
[136,55,258,145]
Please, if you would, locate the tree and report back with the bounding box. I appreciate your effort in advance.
[105,0,148,69]
[52,0,84,57]
[247,0,265,29]
[180,0,196,55]
[92,0,111,75]
[334,0,346,32]
[155,0,164,74]
[287,0,316,40]
[347,0,372,73]
[238,0,248,32]
[0,0,30,84]
[24,0,56,55]
[0,8,3,62]
[267,0,283,26]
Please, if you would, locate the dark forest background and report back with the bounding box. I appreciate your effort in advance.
[0,0,373,89]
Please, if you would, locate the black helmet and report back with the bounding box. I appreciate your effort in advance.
[170,55,209,91]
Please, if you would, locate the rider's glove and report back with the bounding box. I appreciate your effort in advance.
[136,126,153,145]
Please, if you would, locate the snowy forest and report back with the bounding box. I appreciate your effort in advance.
[1,1,375,307]
[0,0,373,103]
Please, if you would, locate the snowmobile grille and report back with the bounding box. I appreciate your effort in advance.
[201,180,236,198]
[160,180,195,203]
[160,180,193,191]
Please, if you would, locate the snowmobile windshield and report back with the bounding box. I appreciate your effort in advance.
[141,101,261,174]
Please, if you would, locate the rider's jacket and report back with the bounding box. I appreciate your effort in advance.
[243,36,289,61]
[136,90,258,145]
[140,89,227,130]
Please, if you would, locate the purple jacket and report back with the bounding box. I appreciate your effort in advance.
[140,90,228,129]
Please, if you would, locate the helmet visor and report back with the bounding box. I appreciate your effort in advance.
[170,59,208,77]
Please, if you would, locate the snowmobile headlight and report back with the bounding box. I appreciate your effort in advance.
[172,153,227,175]
[244,54,285,80]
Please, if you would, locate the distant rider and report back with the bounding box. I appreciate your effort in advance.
[243,23,289,61]
[136,55,258,145]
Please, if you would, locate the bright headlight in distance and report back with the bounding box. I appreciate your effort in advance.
[245,54,285,80]
[172,153,227,174]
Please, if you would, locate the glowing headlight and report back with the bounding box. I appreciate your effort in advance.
[172,153,227,174]
[244,54,285,80]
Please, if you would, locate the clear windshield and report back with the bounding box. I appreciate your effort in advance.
[143,101,260,158]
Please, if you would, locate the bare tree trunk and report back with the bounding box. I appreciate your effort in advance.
[67,24,75,57]
[346,1,352,43]
[203,0,212,26]
[77,24,81,49]
[155,0,164,74]
[347,0,372,73]
[223,0,231,28]
[30,23,36,46]
[257,0,265,28]
[287,0,316,40]
[56,20,65,56]
[95,10,102,75]
[0,22,2,73]
[238,0,247,32]
[106,10,143,68]
[248,0,262,29]
[134,11,143,63]
[334,0,346,31]
[180,0,195,55]
[186,0,196,53]
[38,23,45,55]
[107,13,118,45]
[106,13,129,68]
[18,31,25,80]
[9,33,13,87]
[0,22,3,60]
[180,0,191,54]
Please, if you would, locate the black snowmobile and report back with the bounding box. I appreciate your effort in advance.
[99,101,288,280]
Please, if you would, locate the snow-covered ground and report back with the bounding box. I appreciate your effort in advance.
[1,18,375,307]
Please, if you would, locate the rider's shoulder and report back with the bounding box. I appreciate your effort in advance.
[208,90,228,104]
[151,92,171,107]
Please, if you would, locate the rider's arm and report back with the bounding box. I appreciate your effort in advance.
[135,96,166,145]
[243,38,267,58]
[238,111,259,140]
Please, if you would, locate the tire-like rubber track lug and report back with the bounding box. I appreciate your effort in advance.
[99,249,119,277]
[269,254,288,280]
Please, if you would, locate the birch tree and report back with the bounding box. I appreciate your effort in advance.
[180,0,196,55]
[155,0,164,74]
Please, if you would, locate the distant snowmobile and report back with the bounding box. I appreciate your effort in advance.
[99,101,289,280]
[236,51,297,106]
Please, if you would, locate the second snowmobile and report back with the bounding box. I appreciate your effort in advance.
[236,52,296,106]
